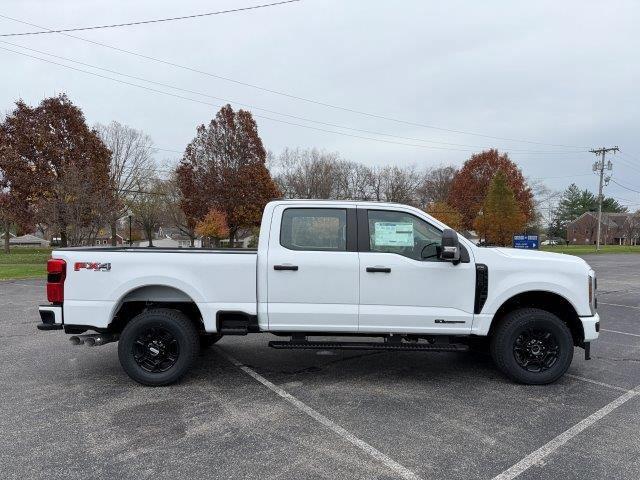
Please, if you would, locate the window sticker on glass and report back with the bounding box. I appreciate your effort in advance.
[373,222,414,247]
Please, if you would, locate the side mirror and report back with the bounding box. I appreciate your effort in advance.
[439,229,460,263]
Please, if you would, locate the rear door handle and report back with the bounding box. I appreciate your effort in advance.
[366,267,391,273]
[274,264,299,271]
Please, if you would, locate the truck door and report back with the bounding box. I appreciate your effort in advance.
[267,206,359,332]
[357,207,475,334]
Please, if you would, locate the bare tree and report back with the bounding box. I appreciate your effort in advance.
[273,148,345,199]
[273,148,468,211]
[96,121,155,246]
[415,165,458,208]
[380,165,420,204]
[624,210,640,245]
[165,175,198,247]
[128,180,166,247]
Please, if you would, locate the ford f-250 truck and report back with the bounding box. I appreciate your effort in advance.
[37,200,599,386]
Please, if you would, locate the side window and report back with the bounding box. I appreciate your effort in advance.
[367,210,442,261]
[281,208,347,251]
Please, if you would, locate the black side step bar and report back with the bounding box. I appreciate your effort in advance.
[268,340,469,352]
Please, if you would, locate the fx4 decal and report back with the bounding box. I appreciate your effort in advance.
[74,262,111,272]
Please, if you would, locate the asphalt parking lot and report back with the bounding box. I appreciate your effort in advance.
[1,253,639,480]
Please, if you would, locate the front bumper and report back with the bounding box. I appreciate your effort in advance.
[37,304,63,331]
[580,312,600,342]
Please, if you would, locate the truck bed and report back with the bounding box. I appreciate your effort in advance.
[51,248,258,332]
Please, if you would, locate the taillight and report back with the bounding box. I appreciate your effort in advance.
[47,259,66,304]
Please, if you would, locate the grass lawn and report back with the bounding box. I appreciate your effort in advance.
[541,244,640,255]
[0,248,51,280]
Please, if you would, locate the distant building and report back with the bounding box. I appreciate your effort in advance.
[137,237,183,248]
[156,227,202,248]
[93,234,125,246]
[566,212,638,245]
[9,234,50,248]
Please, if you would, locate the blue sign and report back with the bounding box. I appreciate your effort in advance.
[513,234,539,249]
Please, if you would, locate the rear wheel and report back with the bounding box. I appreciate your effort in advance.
[118,308,199,386]
[490,308,574,384]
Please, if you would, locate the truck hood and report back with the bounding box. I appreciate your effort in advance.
[482,247,591,270]
[492,247,580,261]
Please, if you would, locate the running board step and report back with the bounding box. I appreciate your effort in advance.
[268,340,469,352]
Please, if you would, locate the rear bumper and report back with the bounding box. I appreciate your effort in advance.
[580,312,600,342]
[37,304,63,331]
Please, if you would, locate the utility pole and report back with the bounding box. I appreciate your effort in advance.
[590,146,618,251]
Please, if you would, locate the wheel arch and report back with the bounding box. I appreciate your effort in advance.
[489,290,584,345]
[109,284,205,334]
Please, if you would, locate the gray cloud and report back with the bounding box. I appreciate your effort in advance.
[1,0,638,206]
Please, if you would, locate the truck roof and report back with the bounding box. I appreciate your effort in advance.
[269,199,417,209]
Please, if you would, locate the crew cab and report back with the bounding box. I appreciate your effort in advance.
[37,200,599,386]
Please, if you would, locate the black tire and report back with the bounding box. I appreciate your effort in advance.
[490,308,574,385]
[118,308,200,386]
[200,333,223,350]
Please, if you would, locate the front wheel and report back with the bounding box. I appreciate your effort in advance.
[490,308,574,385]
[118,308,200,386]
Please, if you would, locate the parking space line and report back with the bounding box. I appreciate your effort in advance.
[217,349,422,480]
[601,328,640,338]
[599,302,640,311]
[565,373,630,393]
[492,384,640,480]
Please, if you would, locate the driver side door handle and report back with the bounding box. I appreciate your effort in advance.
[366,267,391,273]
[274,264,299,271]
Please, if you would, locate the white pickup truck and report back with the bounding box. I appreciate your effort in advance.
[38,200,599,386]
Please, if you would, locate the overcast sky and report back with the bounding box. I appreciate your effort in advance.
[1,0,639,207]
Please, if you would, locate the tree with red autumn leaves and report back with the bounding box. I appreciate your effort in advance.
[426,201,463,230]
[176,105,280,243]
[447,149,533,230]
[195,209,229,247]
[0,95,112,247]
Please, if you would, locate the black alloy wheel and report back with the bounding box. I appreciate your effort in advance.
[133,326,180,373]
[118,308,199,386]
[513,328,560,373]
[490,307,574,385]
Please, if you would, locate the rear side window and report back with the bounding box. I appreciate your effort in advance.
[280,208,347,251]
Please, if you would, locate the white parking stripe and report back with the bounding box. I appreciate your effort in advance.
[565,373,630,393]
[599,302,640,311]
[601,328,640,338]
[218,349,422,480]
[492,385,640,480]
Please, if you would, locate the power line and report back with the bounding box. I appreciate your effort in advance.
[620,151,640,163]
[531,173,593,180]
[0,40,586,155]
[3,45,561,154]
[0,12,588,150]
[610,195,640,205]
[0,1,301,37]
[617,151,640,175]
[611,178,640,194]
[154,147,183,154]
